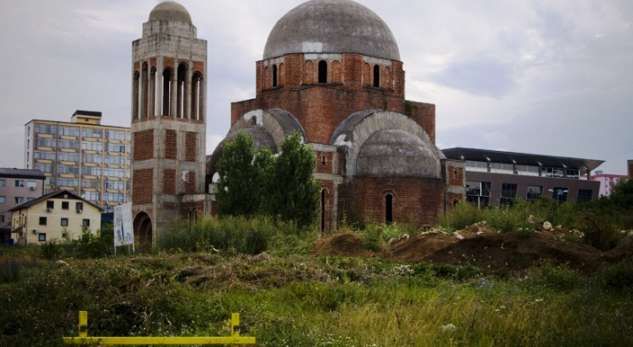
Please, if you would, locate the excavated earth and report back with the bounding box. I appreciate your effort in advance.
[314,227,633,273]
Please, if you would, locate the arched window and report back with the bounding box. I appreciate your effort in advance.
[191,72,203,121]
[162,68,172,116]
[318,60,327,83]
[141,63,148,119]
[320,189,327,232]
[385,193,394,224]
[149,67,156,118]
[132,71,140,121]
[373,65,380,88]
[272,64,278,88]
[177,63,187,118]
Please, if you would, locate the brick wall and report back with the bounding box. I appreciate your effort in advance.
[448,166,464,186]
[132,169,153,204]
[315,152,334,174]
[165,130,177,159]
[233,53,435,145]
[163,169,176,195]
[342,177,445,227]
[133,129,154,161]
[185,132,197,162]
[184,171,196,194]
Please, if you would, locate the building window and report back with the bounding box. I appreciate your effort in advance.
[577,189,593,203]
[526,186,543,201]
[318,60,327,83]
[82,219,90,228]
[0,215,4,224]
[552,187,569,203]
[62,201,69,210]
[373,65,380,87]
[39,217,47,226]
[272,64,278,87]
[61,218,69,227]
[14,197,25,205]
[466,181,490,208]
[0,196,5,204]
[46,200,54,210]
[15,180,25,187]
[76,202,83,213]
[500,183,518,207]
[385,193,394,224]
[38,233,46,242]
[0,179,5,187]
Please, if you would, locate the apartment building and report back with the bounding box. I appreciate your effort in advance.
[10,190,102,245]
[0,168,45,244]
[25,111,130,211]
[442,147,603,208]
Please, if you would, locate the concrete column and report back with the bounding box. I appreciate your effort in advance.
[157,57,164,117]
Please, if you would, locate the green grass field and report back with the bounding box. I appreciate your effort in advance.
[2,250,632,347]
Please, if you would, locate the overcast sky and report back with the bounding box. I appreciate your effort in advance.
[0,0,631,173]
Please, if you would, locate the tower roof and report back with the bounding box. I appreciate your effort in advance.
[263,0,400,60]
[149,1,192,24]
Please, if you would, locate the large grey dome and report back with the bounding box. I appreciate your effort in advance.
[263,0,401,61]
[149,1,192,24]
[357,130,441,178]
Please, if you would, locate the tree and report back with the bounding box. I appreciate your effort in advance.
[216,133,267,216]
[268,133,320,228]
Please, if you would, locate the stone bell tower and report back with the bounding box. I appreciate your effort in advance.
[130,1,207,248]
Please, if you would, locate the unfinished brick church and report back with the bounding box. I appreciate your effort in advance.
[208,0,465,231]
[131,0,464,245]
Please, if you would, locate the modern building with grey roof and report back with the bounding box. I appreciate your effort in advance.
[0,168,45,244]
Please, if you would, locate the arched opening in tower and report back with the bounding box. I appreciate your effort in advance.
[318,60,328,83]
[191,71,203,121]
[141,62,149,120]
[177,63,187,118]
[162,68,172,116]
[132,71,140,121]
[272,64,278,88]
[133,211,152,252]
[385,193,394,224]
[149,67,156,118]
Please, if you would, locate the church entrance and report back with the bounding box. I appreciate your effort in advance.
[133,212,152,252]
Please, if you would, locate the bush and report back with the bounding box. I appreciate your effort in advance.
[529,264,581,290]
[599,260,633,290]
[160,216,311,255]
[440,202,482,230]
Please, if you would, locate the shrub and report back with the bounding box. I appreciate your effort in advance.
[529,264,581,290]
[441,202,482,230]
[599,260,633,290]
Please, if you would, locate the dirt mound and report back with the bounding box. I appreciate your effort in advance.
[314,232,374,257]
[420,232,602,273]
[314,230,615,273]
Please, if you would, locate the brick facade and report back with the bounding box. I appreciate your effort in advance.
[163,169,176,195]
[185,132,197,162]
[232,53,435,145]
[185,171,196,194]
[132,169,153,204]
[165,130,177,159]
[133,130,154,161]
[341,177,445,227]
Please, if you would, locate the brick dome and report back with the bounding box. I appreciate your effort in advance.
[263,0,400,61]
[149,1,192,24]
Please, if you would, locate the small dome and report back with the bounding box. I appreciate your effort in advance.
[149,1,192,24]
[357,129,441,178]
[264,0,400,60]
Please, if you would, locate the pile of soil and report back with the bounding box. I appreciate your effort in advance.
[315,230,633,273]
[313,232,374,257]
